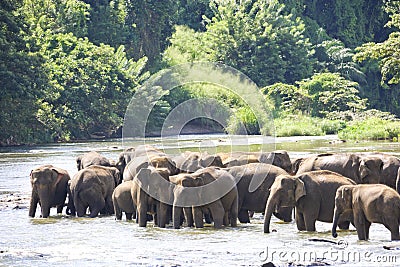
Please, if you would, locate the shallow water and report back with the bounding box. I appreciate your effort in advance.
[1,135,400,266]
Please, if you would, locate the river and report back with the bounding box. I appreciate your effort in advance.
[1,135,399,266]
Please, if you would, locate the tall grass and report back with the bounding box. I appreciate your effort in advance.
[338,118,400,141]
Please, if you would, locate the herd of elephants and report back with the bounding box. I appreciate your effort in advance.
[29,144,400,242]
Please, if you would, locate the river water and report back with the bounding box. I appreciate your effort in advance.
[1,135,400,266]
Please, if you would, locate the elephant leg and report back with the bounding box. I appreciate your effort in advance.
[208,201,225,229]
[193,207,204,228]
[383,220,400,240]
[137,189,148,227]
[354,211,368,240]
[228,195,238,227]
[338,221,350,230]
[223,212,229,226]
[56,204,64,214]
[157,202,169,228]
[238,209,250,223]
[76,201,87,217]
[295,210,306,231]
[125,213,133,220]
[105,196,114,215]
[204,211,212,224]
[114,202,122,220]
[183,207,194,227]
[89,198,105,218]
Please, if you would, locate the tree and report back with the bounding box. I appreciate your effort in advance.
[354,1,400,86]
[164,0,315,87]
[37,33,148,140]
[0,0,49,145]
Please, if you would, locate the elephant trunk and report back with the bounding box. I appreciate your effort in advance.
[396,167,400,195]
[37,185,52,218]
[264,194,278,233]
[332,208,340,238]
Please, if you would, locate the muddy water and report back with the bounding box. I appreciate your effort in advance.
[1,135,400,266]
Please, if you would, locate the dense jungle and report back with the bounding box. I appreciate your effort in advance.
[1,0,400,145]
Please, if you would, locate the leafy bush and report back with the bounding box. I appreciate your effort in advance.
[338,118,400,140]
[274,115,325,137]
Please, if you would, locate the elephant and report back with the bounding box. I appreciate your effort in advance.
[123,145,178,182]
[264,170,356,233]
[355,152,400,191]
[112,181,136,220]
[227,163,292,223]
[332,184,400,241]
[116,147,136,176]
[295,153,383,184]
[219,151,292,174]
[68,165,121,217]
[29,165,70,218]
[173,151,224,173]
[76,151,113,171]
[170,167,238,229]
[131,167,174,227]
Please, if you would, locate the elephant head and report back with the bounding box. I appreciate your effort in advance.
[76,151,112,171]
[200,154,224,168]
[259,151,292,174]
[357,156,383,184]
[29,165,70,218]
[116,147,136,176]
[149,156,179,176]
[264,175,305,233]
[332,185,354,238]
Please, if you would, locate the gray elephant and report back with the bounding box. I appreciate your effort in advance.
[227,163,292,223]
[123,145,178,182]
[76,151,113,171]
[170,167,238,229]
[115,147,136,176]
[295,153,383,184]
[355,152,400,191]
[219,151,292,174]
[264,170,356,233]
[332,184,400,241]
[173,151,224,173]
[68,165,120,217]
[131,167,174,227]
[29,165,70,218]
[112,181,136,220]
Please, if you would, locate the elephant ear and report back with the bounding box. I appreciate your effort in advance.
[50,167,67,188]
[358,157,382,183]
[294,178,306,202]
[340,186,353,209]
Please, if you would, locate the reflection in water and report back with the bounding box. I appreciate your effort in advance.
[1,136,400,266]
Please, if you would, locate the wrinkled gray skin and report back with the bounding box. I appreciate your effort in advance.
[116,147,136,176]
[219,151,292,174]
[130,167,174,227]
[332,184,400,241]
[173,151,224,173]
[227,163,292,223]
[123,145,178,182]
[29,165,70,218]
[112,181,136,220]
[295,153,383,184]
[68,166,121,217]
[355,152,400,191]
[76,151,113,171]
[264,170,356,233]
[170,167,238,229]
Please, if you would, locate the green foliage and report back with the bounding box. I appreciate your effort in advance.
[164,0,315,86]
[297,72,366,117]
[274,115,324,137]
[338,118,400,141]
[38,33,147,140]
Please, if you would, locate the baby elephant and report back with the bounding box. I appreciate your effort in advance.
[332,184,400,241]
